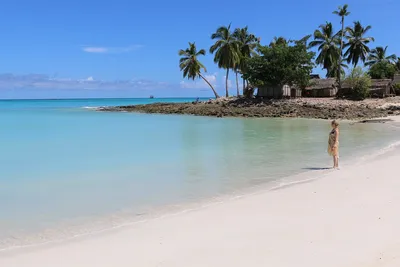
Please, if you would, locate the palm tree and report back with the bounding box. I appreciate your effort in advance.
[365,46,397,66]
[309,22,341,77]
[210,24,241,97]
[179,42,220,98]
[233,26,258,95]
[333,4,350,87]
[344,21,375,67]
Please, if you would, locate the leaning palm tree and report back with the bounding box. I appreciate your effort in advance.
[233,26,258,96]
[365,46,397,66]
[344,21,375,67]
[210,24,241,97]
[179,42,220,98]
[333,4,350,87]
[309,22,341,77]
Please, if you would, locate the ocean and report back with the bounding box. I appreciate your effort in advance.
[1,98,399,250]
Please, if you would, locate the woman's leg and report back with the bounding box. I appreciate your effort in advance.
[334,156,339,168]
[332,156,336,168]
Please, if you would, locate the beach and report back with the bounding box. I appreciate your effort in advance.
[2,0,400,265]
[1,118,400,266]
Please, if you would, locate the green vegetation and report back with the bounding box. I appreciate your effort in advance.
[210,24,241,97]
[178,3,397,99]
[368,61,397,79]
[345,67,372,100]
[394,84,400,96]
[365,46,397,66]
[308,4,396,90]
[344,21,374,67]
[232,27,259,96]
[366,46,397,79]
[178,42,220,99]
[309,22,340,78]
[243,38,315,89]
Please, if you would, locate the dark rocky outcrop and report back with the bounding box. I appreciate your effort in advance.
[97,97,400,120]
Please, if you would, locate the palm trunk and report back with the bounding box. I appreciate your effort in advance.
[235,71,240,96]
[199,73,219,99]
[225,68,230,97]
[338,16,345,90]
[242,78,246,96]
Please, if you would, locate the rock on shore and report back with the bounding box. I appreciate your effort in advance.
[97,97,400,120]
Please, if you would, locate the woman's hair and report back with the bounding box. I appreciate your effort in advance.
[331,120,339,127]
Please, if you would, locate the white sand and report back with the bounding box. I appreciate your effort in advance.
[1,131,400,266]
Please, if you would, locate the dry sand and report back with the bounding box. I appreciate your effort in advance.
[1,119,400,267]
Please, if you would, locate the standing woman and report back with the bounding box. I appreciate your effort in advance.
[328,120,340,169]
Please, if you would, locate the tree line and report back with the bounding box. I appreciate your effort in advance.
[179,4,400,98]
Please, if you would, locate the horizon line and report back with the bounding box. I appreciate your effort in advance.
[0,96,214,101]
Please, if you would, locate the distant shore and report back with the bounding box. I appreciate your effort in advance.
[97,97,400,120]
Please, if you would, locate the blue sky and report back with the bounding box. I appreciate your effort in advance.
[0,0,398,98]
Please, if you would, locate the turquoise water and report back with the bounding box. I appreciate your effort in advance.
[0,98,399,248]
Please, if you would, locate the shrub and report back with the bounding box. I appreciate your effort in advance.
[368,61,397,79]
[345,67,372,100]
[394,83,400,96]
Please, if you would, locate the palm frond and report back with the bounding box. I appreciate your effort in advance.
[344,21,374,66]
[196,49,206,56]
[309,22,341,76]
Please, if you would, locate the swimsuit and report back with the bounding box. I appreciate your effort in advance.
[328,129,339,157]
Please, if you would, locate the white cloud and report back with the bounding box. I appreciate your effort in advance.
[0,73,170,91]
[82,47,108,53]
[180,73,218,89]
[205,74,217,85]
[82,45,143,54]
[222,76,233,88]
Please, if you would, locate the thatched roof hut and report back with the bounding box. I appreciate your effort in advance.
[341,79,393,98]
[303,78,338,97]
[370,79,392,97]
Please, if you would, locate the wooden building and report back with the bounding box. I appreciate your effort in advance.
[303,78,338,97]
[257,84,302,99]
[369,79,392,97]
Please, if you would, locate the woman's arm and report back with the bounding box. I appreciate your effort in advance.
[334,129,339,147]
